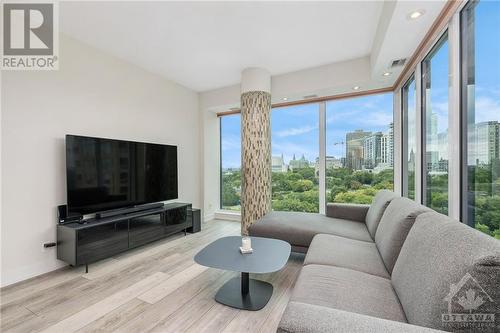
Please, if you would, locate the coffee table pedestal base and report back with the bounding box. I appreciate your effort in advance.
[215,274,273,311]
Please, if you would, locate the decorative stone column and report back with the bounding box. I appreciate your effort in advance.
[240,68,272,235]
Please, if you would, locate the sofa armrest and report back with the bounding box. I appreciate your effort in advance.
[278,302,444,333]
[326,203,370,222]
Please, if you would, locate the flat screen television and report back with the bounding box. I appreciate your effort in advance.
[66,135,178,215]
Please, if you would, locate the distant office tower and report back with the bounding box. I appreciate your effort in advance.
[346,130,371,170]
[363,132,382,168]
[429,112,438,136]
[469,121,500,165]
[272,154,287,172]
[316,156,343,175]
[408,149,416,172]
[438,131,448,161]
[381,122,394,167]
[326,156,343,169]
[426,112,440,167]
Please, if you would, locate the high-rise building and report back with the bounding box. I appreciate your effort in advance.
[469,121,500,165]
[438,131,448,161]
[326,156,343,169]
[429,112,438,136]
[409,149,416,172]
[362,132,382,169]
[381,122,394,167]
[346,129,371,170]
[426,112,440,167]
[316,156,343,175]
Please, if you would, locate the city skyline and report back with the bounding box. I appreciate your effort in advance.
[221,93,395,169]
[224,121,395,174]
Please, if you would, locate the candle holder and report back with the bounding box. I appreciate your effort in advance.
[240,236,253,254]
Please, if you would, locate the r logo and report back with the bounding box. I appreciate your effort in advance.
[3,3,54,56]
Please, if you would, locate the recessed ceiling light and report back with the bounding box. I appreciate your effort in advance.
[408,10,425,20]
[383,72,392,77]
[282,97,288,101]
[352,86,360,90]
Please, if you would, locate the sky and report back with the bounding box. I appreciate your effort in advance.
[474,1,500,124]
[221,1,500,170]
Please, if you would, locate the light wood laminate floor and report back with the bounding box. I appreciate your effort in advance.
[1,220,304,333]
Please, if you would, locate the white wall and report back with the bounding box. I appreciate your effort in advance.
[1,35,201,287]
[199,56,376,112]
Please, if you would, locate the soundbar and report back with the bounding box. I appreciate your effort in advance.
[96,202,165,219]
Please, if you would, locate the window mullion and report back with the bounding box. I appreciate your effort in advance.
[448,12,461,220]
[415,64,424,205]
[319,102,326,214]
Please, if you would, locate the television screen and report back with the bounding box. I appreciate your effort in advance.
[66,135,178,215]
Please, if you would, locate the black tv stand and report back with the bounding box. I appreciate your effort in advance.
[57,202,199,270]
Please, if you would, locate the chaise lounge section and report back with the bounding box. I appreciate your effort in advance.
[249,190,399,252]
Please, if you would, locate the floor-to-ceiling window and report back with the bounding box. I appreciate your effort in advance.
[220,114,241,211]
[402,77,417,200]
[271,104,320,212]
[461,0,500,238]
[325,93,394,204]
[422,35,449,215]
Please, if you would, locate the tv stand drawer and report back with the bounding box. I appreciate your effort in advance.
[129,213,165,248]
[76,221,128,265]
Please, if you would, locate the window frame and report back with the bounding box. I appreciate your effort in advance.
[401,74,416,199]
[219,113,242,211]
[270,102,322,214]
[421,31,450,211]
[218,91,396,214]
[325,92,395,205]
[459,0,477,227]
[219,116,223,210]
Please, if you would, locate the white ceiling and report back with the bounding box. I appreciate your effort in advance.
[370,0,447,81]
[60,1,446,93]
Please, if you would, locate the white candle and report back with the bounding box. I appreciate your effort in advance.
[242,237,251,250]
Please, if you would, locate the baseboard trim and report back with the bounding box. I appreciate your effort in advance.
[204,213,215,222]
[214,211,241,222]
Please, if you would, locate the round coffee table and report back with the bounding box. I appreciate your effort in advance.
[194,236,291,311]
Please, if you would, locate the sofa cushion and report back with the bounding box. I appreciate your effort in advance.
[374,197,432,274]
[392,212,500,330]
[278,302,443,333]
[248,211,372,248]
[365,190,399,238]
[304,234,390,278]
[290,264,407,322]
[326,203,370,222]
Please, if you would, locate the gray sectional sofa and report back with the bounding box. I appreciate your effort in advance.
[249,190,500,332]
